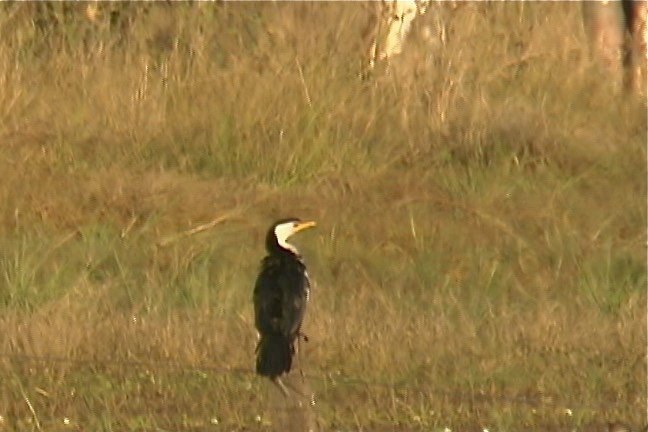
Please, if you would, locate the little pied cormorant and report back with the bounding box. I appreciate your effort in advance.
[253,218,316,386]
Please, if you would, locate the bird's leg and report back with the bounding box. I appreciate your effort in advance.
[271,376,289,397]
[271,376,310,399]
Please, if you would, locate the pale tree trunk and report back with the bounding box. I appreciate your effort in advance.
[582,0,647,95]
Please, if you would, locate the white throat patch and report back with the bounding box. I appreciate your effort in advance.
[274,222,299,254]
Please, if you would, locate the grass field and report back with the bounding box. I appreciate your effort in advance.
[0,3,645,431]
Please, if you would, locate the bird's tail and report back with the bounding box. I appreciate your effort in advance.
[256,333,294,378]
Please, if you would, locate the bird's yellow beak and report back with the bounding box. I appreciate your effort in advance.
[294,221,316,233]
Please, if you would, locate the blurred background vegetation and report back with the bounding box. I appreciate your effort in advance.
[0,2,645,431]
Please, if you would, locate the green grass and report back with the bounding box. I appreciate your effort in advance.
[0,2,645,431]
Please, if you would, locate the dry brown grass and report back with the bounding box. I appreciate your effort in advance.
[0,2,645,431]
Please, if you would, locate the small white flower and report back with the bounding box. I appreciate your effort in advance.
[0,415,5,423]
[255,415,262,423]
[63,418,70,425]
[444,428,452,432]
[483,429,490,432]
[564,408,572,416]
[210,417,219,425]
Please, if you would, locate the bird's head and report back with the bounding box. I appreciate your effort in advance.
[266,218,316,255]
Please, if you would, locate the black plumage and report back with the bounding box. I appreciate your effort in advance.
[253,218,315,380]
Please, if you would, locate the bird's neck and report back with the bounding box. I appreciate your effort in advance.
[266,247,303,264]
[277,239,299,255]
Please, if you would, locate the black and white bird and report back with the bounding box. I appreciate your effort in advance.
[253,218,316,391]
